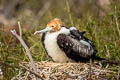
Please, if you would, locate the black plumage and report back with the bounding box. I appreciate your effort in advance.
[57,29,98,62]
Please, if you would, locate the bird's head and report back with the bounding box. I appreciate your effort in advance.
[34,18,62,35]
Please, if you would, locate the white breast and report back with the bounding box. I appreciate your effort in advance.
[44,27,74,62]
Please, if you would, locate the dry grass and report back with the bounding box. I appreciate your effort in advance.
[12,61,117,80]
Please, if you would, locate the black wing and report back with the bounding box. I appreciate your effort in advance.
[57,30,97,62]
[70,30,92,44]
[70,29,97,53]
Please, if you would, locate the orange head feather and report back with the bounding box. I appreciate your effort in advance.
[34,18,62,35]
[47,18,62,32]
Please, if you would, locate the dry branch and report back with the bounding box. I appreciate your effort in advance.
[114,5,120,37]
[11,21,36,72]
[11,21,43,80]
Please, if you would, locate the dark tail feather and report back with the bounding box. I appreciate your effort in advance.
[94,56,119,65]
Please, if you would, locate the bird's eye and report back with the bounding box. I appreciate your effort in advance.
[51,25,54,28]
[51,25,55,28]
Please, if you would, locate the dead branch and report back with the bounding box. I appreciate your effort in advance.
[11,21,43,80]
[11,21,36,72]
[114,5,120,37]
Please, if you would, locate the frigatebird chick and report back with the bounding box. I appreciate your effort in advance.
[34,18,117,64]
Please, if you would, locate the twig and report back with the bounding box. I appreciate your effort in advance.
[11,21,36,71]
[19,64,43,79]
[0,66,3,77]
[62,71,77,79]
[114,5,120,37]
[18,21,22,37]
[88,59,92,80]
[91,66,116,73]
[117,66,120,80]
[105,45,110,58]
[11,21,42,79]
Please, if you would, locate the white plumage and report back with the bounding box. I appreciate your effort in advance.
[44,27,74,62]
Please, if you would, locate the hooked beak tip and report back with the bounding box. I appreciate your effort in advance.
[34,27,52,35]
[34,31,39,35]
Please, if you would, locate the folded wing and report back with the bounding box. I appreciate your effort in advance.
[57,29,97,62]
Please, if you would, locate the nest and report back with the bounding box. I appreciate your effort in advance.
[12,61,117,80]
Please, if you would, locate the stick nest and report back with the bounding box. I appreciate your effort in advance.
[12,61,116,80]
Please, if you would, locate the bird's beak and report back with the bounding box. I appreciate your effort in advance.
[34,27,52,35]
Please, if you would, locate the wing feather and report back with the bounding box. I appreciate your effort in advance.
[57,33,96,59]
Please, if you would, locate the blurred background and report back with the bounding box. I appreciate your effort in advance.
[0,0,120,79]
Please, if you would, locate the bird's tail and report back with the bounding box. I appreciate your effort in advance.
[94,56,119,65]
